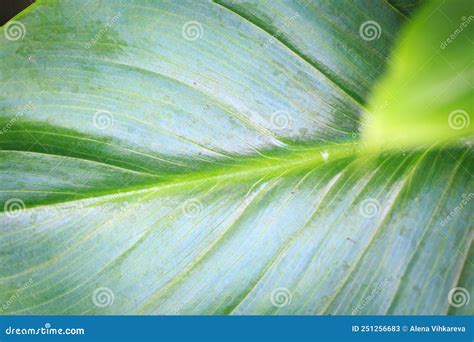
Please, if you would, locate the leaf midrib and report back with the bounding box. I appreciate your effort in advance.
[1,142,359,213]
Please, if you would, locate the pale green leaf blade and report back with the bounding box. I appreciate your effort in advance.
[1,146,472,314]
[0,0,472,316]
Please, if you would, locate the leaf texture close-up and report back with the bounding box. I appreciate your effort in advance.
[0,0,472,315]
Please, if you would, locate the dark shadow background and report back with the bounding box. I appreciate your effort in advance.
[1,0,34,25]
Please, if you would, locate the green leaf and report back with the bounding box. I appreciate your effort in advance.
[0,0,472,315]
[364,0,474,149]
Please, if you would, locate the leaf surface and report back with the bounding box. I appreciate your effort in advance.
[0,0,472,315]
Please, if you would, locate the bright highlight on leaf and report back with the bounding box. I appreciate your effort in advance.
[364,0,474,149]
[0,0,472,315]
